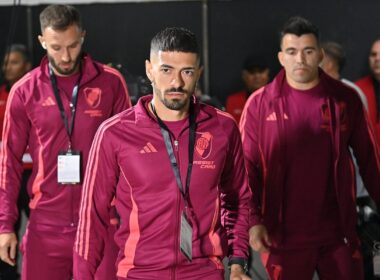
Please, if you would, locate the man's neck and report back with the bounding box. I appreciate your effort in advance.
[286,76,320,91]
[373,74,380,84]
[150,99,189,121]
[54,66,80,77]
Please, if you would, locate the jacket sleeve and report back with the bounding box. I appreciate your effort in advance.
[219,116,252,259]
[110,68,132,114]
[0,86,30,233]
[74,122,119,279]
[239,91,264,227]
[349,97,380,206]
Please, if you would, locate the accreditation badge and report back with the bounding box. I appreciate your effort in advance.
[57,150,81,184]
[180,212,192,261]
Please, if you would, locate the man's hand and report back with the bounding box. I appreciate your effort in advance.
[249,225,271,253]
[229,264,250,280]
[0,232,17,266]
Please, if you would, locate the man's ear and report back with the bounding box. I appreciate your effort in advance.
[198,65,204,80]
[278,51,284,67]
[145,59,153,82]
[38,35,46,49]
[319,47,325,64]
[80,30,86,44]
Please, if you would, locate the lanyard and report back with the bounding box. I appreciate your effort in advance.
[48,64,82,150]
[150,101,196,206]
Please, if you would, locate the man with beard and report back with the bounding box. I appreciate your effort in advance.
[356,39,380,142]
[74,27,253,280]
[0,5,131,280]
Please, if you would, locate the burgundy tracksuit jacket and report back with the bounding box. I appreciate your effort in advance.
[74,95,253,279]
[240,69,380,247]
[0,54,131,278]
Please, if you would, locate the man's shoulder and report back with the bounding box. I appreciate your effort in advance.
[91,60,124,81]
[11,70,37,92]
[227,90,247,101]
[244,86,267,110]
[97,106,137,134]
[355,75,374,94]
[200,103,239,133]
[355,75,372,85]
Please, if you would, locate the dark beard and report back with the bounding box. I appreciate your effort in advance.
[48,53,81,76]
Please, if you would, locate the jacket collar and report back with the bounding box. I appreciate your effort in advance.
[133,95,212,128]
[268,67,335,98]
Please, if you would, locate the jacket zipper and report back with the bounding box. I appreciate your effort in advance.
[174,140,179,151]
[172,138,180,280]
[70,186,75,227]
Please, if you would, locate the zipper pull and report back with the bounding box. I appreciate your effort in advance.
[174,140,179,151]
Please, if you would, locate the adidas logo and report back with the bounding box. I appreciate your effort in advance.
[140,142,158,153]
[266,112,289,121]
[42,96,56,107]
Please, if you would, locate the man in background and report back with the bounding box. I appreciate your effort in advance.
[0,44,31,280]
[0,5,131,279]
[356,39,380,142]
[226,56,270,123]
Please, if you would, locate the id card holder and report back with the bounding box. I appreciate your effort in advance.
[57,150,81,184]
[180,212,192,261]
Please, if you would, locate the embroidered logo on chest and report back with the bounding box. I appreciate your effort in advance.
[84,87,102,108]
[195,132,213,159]
[193,132,216,169]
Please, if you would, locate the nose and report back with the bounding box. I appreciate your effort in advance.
[61,48,72,63]
[295,51,306,64]
[170,71,185,88]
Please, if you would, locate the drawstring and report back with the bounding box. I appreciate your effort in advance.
[327,97,340,186]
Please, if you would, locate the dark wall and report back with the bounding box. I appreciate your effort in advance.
[209,0,380,103]
[1,0,379,104]
[0,6,29,59]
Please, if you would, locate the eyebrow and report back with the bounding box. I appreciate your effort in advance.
[160,64,174,69]
[160,64,196,70]
[285,46,316,52]
[50,40,80,48]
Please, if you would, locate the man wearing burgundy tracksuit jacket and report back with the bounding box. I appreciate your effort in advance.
[241,16,380,280]
[74,27,253,280]
[0,5,131,280]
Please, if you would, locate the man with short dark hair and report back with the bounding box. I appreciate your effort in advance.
[0,44,32,134]
[356,39,380,142]
[0,4,131,280]
[226,56,270,123]
[74,27,252,280]
[241,16,380,279]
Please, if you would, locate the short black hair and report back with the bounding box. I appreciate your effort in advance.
[150,27,199,57]
[321,41,346,73]
[4,44,31,63]
[242,55,269,73]
[40,4,82,32]
[280,16,320,46]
